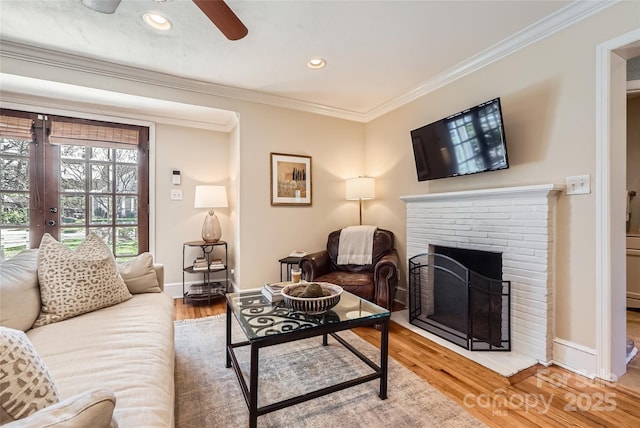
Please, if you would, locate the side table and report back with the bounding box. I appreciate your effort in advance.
[183,240,228,304]
[278,256,302,281]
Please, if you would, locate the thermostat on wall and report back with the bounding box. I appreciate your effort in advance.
[172,170,181,185]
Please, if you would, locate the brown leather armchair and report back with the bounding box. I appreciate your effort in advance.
[299,228,399,310]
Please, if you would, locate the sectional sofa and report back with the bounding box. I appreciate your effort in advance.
[0,238,175,427]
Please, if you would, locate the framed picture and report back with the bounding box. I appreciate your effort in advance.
[270,153,312,206]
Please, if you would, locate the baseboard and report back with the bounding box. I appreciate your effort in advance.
[552,337,598,379]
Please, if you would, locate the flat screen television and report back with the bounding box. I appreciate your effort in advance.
[410,98,509,182]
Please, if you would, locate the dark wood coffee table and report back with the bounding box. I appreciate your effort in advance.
[226,288,390,428]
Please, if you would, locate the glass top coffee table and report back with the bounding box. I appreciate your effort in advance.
[226,288,390,428]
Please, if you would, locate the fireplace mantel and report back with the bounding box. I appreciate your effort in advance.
[400,184,564,203]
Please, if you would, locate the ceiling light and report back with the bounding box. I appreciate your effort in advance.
[143,12,172,31]
[307,57,326,69]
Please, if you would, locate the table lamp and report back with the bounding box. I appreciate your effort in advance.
[194,185,228,242]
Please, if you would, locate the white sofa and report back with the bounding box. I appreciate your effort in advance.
[0,249,175,427]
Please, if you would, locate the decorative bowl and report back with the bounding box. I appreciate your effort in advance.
[281,282,343,314]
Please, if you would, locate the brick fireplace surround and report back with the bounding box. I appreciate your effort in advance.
[395,184,563,376]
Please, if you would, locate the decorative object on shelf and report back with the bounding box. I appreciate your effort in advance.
[345,176,375,225]
[270,153,312,206]
[194,185,228,243]
[209,258,225,271]
[192,257,209,271]
[281,283,343,314]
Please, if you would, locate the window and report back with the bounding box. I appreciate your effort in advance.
[0,110,149,259]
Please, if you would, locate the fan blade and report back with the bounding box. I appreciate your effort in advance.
[192,0,248,41]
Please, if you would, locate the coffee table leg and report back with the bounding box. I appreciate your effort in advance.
[322,333,328,346]
[379,317,389,399]
[249,343,259,428]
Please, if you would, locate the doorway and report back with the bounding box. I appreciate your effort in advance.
[596,29,640,383]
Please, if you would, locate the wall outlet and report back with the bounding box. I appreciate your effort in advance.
[170,189,183,200]
[566,175,591,195]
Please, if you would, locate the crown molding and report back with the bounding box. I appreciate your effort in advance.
[0,0,617,124]
[363,0,618,121]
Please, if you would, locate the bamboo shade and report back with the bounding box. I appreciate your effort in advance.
[49,121,139,148]
[0,115,34,140]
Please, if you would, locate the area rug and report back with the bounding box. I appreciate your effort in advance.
[174,315,484,427]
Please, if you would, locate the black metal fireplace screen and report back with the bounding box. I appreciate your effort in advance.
[408,253,511,351]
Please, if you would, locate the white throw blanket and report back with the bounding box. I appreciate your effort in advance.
[337,225,377,265]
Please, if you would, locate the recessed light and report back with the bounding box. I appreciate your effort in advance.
[143,12,172,31]
[307,57,326,69]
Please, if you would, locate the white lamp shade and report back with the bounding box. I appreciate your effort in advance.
[345,177,375,200]
[194,185,228,209]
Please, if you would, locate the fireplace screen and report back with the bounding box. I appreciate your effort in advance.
[408,252,511,351]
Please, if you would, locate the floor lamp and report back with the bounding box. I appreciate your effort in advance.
[345,177,375,225]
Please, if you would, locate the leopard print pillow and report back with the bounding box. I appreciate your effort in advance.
[33,233,132,328]
[0,326,59,422]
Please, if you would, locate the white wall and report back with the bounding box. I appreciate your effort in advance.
[153,123,231,287]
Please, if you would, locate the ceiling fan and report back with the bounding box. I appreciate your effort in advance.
[81,0,248,41]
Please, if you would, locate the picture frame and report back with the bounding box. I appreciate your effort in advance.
[270,152,312,206]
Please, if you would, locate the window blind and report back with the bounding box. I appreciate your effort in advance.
[0,115,34,140]
[49,121,139,148]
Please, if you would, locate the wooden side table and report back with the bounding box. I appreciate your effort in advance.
[278,256,302,281]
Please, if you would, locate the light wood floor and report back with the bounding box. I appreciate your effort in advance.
[175,298,640,427]
[619,309,640,391]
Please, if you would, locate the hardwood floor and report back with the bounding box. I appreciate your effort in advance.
[175,298,640,427]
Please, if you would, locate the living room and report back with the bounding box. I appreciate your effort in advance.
[1,0,640,426]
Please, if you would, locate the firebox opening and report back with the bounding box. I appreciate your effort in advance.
[408,246,511,351]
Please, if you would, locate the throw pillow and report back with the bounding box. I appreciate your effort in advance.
[33,233,132,328]
[117,252,161,294]
[0,326,60,422]
[1,388,118,428]
[0,249,41,331]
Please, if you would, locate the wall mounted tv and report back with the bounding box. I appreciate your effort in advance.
[410,98,509,182]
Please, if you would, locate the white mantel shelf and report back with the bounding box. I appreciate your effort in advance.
[400,184,565,203]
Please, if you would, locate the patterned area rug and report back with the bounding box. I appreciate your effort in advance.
[174,315,484,427]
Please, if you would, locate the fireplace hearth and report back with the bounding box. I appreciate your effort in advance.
[408,249,511,351]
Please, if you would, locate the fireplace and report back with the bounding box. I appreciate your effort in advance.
[408,246,511,351]
[401,184,562,365]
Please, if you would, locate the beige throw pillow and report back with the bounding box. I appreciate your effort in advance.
[33,233,132,328]
[0,327,60,423]
[0,249,41,331]
[117,252,161,294]
[2,389,118,428]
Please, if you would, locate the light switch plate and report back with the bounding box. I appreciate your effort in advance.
[170,189,183,200]
[566,175,591,195]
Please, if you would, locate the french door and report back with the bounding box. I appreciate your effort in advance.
[0,109,149,260]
